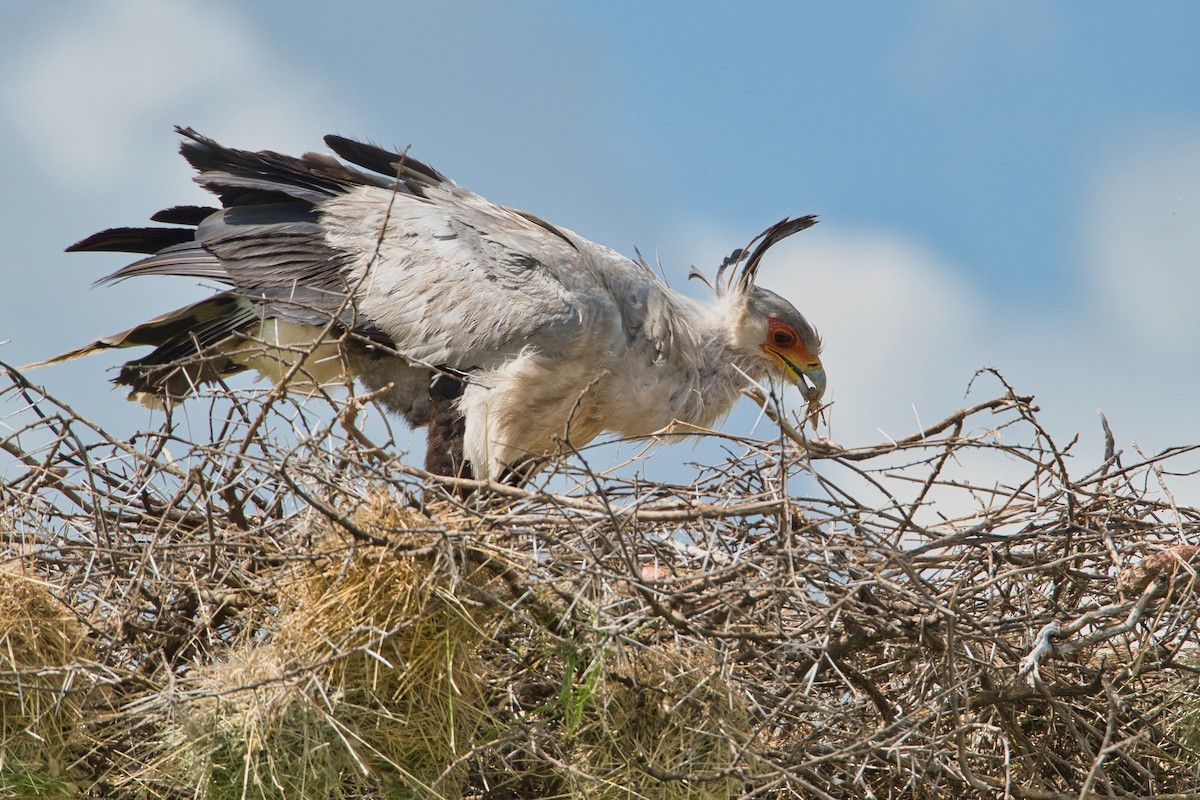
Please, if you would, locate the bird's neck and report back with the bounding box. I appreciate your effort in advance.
[664,297,763,430]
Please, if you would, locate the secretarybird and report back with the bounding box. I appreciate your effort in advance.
[34,127,826,482]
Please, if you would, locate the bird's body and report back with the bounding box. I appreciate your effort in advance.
[36,128,825,480]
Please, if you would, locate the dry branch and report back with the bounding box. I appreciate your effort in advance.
[2,360,1199,798]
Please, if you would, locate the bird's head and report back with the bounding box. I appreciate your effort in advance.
[695,216,826,406]
[736,285,825,403]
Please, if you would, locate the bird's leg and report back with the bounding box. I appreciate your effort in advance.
[497,456,544,487]
[425,370,473,485]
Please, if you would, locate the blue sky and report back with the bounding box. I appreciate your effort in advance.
[2,1,1199,492]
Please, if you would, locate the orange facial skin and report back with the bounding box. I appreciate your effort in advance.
[761,316,826,430]
[762,317,822,384]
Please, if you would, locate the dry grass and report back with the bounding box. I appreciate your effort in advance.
[150,501,493,799]
[0,563,90,798]
[2,359,1200,799]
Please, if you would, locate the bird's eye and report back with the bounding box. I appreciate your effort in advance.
[771,329,796,347]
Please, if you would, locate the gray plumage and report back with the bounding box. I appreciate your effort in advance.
[35,127,826,480]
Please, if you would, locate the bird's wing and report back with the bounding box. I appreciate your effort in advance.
[320,182,658,371]
[67,128,673,387]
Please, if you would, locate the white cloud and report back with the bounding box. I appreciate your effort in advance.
[3,1,1195,512]
[688,129,1200,470]
[764,229,984,445]
[682,223,988,448]
[0,0,354,439]
[758,229,1027,523]
[1,0,344,196]
[1083,131,1200,346]
[677,149,1200,517]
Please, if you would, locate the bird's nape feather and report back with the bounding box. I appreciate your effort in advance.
[716,215,819,293]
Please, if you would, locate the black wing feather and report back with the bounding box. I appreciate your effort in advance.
[67,227,197,255]
[323,134,448,191]
[59,127,434,403]
[150,205,219,225]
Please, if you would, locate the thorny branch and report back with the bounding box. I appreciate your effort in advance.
[2,362,1200,798]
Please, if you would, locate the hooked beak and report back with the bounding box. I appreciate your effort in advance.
[768,349,826,403]
[795,362,826,404]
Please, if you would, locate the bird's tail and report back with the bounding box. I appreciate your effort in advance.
[24,293,346,407]
[29,126,443,415]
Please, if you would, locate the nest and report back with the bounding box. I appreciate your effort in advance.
[2,360,1199,799]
